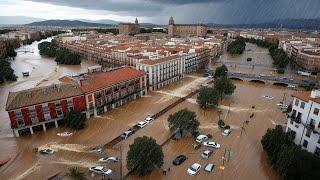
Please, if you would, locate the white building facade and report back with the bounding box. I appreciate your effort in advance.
[286,90,320,156]
[136,55,185,90]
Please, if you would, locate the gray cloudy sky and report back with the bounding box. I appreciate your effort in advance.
[1,0,320,24]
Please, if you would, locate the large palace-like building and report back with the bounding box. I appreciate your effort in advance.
[118,18,140,35]
[168,16,207,37]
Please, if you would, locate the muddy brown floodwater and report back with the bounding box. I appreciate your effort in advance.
[0,40,299,180]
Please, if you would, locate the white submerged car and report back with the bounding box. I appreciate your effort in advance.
[137,121,148,128]
[203,141,221,149]
[222,129,231,136]
[187,163,201,175]
[57,131,73,137]
[145,116,155,123]
[262,95,274,100]
[196,135,208,143]
[98,156,119,163]
[89,166,112,175]
[276,103,288,109]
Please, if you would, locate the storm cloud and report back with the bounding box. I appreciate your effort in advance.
[20,0,320,24]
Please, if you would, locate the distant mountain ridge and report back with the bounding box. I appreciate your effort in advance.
[27,20,111,27]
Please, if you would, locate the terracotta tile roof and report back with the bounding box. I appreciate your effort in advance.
[138,55,181,65]
[79,66,145,93]
[292,91,320,104]
[6,84,83,111]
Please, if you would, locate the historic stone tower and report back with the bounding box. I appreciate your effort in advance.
[168,16,175,36]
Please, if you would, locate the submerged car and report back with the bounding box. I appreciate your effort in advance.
[203,141,221,149]
[201,150,213,159]
[91,147,103,154]
[187,163,201,175]
[57,131,73,137]
[145,116,154,123]
[173,155,187,165]
[121,130,134,139]
[39,148,54,155]
[196,135,208,143]
[137,121,148,128]
[276,103,288,109]
[222,129,232,136]
[192,143,201,150]
[99,156,119,163]
[89,166,112,175]
[204,163,215,172]
[262,95,274,100]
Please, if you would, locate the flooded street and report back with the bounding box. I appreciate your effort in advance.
[211,42,311,80]
[0,40,298,180]
[0,38,96,169]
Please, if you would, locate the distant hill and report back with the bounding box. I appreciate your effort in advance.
[209,19,320,30]
[0,16,45,25]
[77,19,119,25]
[27,20,111,27]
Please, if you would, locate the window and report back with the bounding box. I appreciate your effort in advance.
[300,102,305,109]
[306,129,312,138]
[294,99,299,106]
[303,140,308,148]
[315,147,320,157]
[314,108,319,116]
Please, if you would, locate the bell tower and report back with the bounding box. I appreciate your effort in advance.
[168,16,175,36]
[169,16,174,25]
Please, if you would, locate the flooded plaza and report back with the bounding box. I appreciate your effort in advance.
[0,40,299,180]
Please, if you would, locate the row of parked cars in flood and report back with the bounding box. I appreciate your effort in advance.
[120,116,155,139]
[186,130,232,176]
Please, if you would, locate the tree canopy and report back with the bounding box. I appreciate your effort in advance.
[67,167,86,180]
[168,108,200,136]
[127,136,164,176]
[0,59,17,84]
[197,87,219,109]
[213,76,236,98]
[227,37,246,55]
[261,125,320,179]
[214,64,228,78]
[64,110,87,130]
[38,41,81,65]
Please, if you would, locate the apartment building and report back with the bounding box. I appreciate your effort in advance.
[6,83,86,137]
[6,66,147,137]
[136,55,184,90]
[63,66,147,118]
[286,90,320,156]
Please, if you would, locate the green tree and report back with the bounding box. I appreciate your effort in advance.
[6,45,17,57]
[261,125,320,179]
[67,167,86,180]
[214,64,228,78]
[197,87,219,109]
[127,136,164,176]
[64,110,87,130]
[0,59,17,84]
[168,108,200,136]
[261,125,294,164]
[227,37,246,55]
[213,76,236,99]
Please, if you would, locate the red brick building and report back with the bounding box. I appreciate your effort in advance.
[6,66,146,136]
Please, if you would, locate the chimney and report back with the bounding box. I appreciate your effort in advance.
[310,89,320,98]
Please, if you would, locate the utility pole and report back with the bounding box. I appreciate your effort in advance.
[240,120,246,137]
[120,145,123,180]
